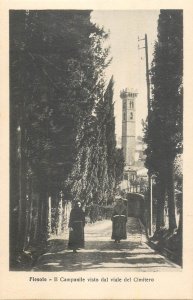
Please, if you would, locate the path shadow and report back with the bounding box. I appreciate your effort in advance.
[33,239,177,272]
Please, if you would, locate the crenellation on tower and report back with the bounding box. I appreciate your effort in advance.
[120,88,138,98]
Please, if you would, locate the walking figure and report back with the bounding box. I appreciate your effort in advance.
[111,196,127,243]
[68,201,85,253]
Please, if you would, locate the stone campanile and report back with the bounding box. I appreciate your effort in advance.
[120,88,138,166]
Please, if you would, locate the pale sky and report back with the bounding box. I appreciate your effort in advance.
[91,10,160,143]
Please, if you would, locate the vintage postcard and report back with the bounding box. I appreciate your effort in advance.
[0,0,193,299]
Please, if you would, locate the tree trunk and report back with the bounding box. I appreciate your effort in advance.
[167,159,177,231]
[47,196,52,237]
[24,170,33,249]
[24,194,30,250]
[41,193,48,242]
[178,209,182,236]
[17,125,27,254]
[28,175,34,245]
[55,192,63,236]
[156,177,166,232]
[31,188,39,243]
[10,127,19,266]
[37,186,48,242]
[33,202,39,242]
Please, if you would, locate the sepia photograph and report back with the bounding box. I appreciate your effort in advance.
[9,9,183,272]
[1,1,193,299]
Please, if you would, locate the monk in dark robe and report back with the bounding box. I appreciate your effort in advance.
[68,201,85,253]
[111,196,127,243]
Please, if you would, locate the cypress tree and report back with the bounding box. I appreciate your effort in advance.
[10,10,111,266]
[144,10,183,233]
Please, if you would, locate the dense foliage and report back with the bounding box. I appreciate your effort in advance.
[68,76,119,205]
[144,10,183,233]
[10,10,122,268]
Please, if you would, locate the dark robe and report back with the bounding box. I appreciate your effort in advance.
[111,203,127,240]
[68,207,85,250]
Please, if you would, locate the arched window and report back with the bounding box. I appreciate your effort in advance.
[130,112,133,120]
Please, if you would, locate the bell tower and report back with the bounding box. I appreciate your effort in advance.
[120,88,138,166]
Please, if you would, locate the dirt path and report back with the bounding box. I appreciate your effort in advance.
[32,217,181,272]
